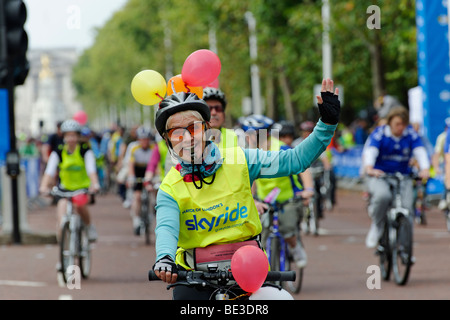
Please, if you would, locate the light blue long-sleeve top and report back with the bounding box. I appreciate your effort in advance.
[155,120,337,261]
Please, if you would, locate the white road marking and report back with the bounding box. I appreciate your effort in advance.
[0,280,46,287]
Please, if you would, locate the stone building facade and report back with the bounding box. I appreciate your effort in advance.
[15,48,82,137]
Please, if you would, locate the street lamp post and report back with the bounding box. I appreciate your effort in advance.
[322,0,332,79]
[245,11,262,115]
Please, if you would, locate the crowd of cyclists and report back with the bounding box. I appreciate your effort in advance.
[16,79,450,299]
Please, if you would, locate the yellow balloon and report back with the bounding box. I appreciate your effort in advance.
[131,70,167,105]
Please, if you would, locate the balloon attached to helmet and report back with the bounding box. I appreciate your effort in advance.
[181,49,221,87]
[130,50,222,137]
[166,74,203,99]
[130,70,167,106]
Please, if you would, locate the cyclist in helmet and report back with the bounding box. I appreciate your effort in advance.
[241,118,314,268]
[39,119,100,245]
[295,120,337,221]
[152,79,340,300]
[127,126,155,235]
[202,87,239,149]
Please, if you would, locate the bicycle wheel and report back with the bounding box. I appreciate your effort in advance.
[378,221,391,281]
[267,236,282,286]
[308,199,319,236]
[414,192,427,225]
[59,222,75,284]
[140,192,151,245]
[283,247,304,294]
[78,225,92,279]
[445,210,450,233]
[392,216,413,285]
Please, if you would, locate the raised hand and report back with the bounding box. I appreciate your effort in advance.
[316,78,340,125]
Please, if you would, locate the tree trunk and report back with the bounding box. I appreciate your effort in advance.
[368,32,385,104]
[278,68,295,123]
[265,72,275,120]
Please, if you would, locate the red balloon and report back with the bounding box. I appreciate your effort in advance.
[206,77,220,89]
[231,245,269,293]
[73,110,88,126]
[181,49,221,87]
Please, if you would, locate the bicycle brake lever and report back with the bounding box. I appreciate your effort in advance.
[166,279,210,290]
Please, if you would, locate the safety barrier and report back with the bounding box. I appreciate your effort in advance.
[330,146,444,196]
[20,156,41,199]
[0,156,41,213]
[331,146,364,179]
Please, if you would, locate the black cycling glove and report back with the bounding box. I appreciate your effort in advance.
[318,91,340,125]
[152,255,178,274]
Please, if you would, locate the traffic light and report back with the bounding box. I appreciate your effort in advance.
[0,0,29,86]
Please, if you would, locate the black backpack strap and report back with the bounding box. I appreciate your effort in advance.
[80,143,91,157]
[55,144,64,162]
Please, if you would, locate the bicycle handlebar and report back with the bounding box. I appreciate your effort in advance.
[371,172,425,181]
[148,269,296,283]
[133,177,160,189]
[49,187,92,198]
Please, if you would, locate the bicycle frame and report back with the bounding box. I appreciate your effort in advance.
[66,200,81,266]
[265,204,288,272]
[51,187,92,283]
[135,177,154,244]
[376,172,414,285]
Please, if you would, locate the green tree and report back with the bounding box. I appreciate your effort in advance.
[72,0,418,129]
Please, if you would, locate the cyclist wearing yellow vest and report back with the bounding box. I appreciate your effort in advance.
[239,117,314,269]
[145,138,169,184]
[152,79,340,300]
[127,126,154,235]
[144,87,238,189]
[203,87,239,149]
[39,119,100,242]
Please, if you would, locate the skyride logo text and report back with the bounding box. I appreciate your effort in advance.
[184,202,249,232]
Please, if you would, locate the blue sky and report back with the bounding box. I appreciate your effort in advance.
[24,0,128,51]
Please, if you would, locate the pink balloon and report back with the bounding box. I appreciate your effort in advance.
[231,245,269,293]
[73,110,88,126]
[181,49,221,87]
[206,77,220,89]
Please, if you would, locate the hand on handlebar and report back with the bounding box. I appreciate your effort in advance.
[366,167,385,178]
[418,169,430,180]
[126,176,136,189]
[89,183,100,195]
[253,199,269,215]
[39,187,51,197]
[144,179,154,192]
[153,255,178,284]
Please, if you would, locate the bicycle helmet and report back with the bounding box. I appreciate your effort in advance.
[80,126,91,137]
[272,120,295,137]
[203,87,227,109]
[61,119,82,133]
[239,114,274,132]
[155,92,210,137]
[300,121,315,132]
[136,126,153,140]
